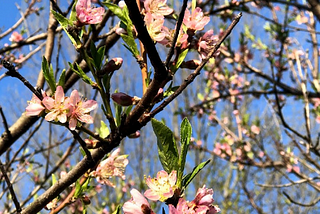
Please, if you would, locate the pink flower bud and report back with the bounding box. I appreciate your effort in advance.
[180,59,201,69]
[111,92,134,106]
[128,131,140,138]
[98,58,123,76]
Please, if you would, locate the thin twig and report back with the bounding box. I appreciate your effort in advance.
[165,0,188,68]
[0,160,22,213]
[146,13,243,121]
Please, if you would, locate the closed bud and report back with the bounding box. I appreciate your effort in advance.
[111,92,135,106]
[82,195,91,205]
[128,131,140,138]
[180,59,201,69]
[98,58,123,77]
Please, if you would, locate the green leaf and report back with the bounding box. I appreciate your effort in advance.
[74,180,82,198]
[90,42,105,69]
[121,34,139,57]
[182,159,210,189]
[42,56,56,93]
[51,174,57,185]
[98,121,110,138]
[58,69,66,87]
[68,62,94,85]
[69,1,77,22]
[163,86,179,98]
[151,118,179,173]
[171,49,189,74]
[103,2,128,25]
[112,205,121,214]
[51,10,78,47]
[177,118,192,187]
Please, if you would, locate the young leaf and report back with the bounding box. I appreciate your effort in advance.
[51,10,78,47]
[182,159,210,189]
[58,69,66,87]
[112,205,121,214]
[51,174,57,185]
[103,2,128,25]
[177,118,192,187]
[151,118,179,173]
[68,62,94,85]
[42,56,56,93]
[98,121,110,138]
[171,49,189,74]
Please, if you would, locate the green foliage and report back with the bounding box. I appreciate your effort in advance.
[171,49,189,74]
[151,118,179,173]
[182,159,210,189]
[42,56,56,93]
[97,121,110,139]
[90,41,106,69]
[58,69,66,87]
[68,62,94,85]
[51,10,78,47]
[177,118,192,187]
[103,2,140,57]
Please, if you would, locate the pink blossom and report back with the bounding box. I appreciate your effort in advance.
[123,189,154,214]
[198,30,219,59]
[250,125,260,135]
[92,148,129,187]
[9,31,23,43]
[144,13,166,42]
[42,86,69,123]
[183,7,210,31]
[76,0,105,25]
[25,91,47,116]
[111,92,140,106]
[169,198,190,214]
[144,170,177,201]
[143,0,173,19]
[169,187,220,214]
[158,26,188,47]
[67,89,97,130]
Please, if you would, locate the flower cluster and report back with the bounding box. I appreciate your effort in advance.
[169,186,220,214]
[9,31,23,43]
[123,183,220,214]
[76,0,105,25]
[25,86,97,130]
[144,170,177,202]
[91,148,129,188]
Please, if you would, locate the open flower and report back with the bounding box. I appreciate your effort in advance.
[183,7,210,31]
[143,0,173,19]
[92,148,129,187]
[123,189,154,214]
[25,91,47,116]
[9,31,23,43]
[67,89,97,130]
[169,186,220,214]
[76,0,105,25]
[144,170,177,202]
[144,13,166,42]
[198,29,219,59]
[42,86,69,123]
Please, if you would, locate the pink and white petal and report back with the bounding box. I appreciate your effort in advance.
[131,189,149,206]
[26,104,45,116]
[78,114,93,124]
[144,189,160,201]
[70,90,80,106]
[55,86,65,103]
[42,97,55,109]
[57,113,67,123]
[45,111,58,121]
[68,117,78,130]
[82,100,98,112]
